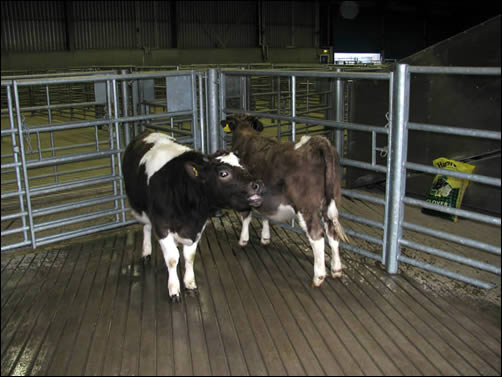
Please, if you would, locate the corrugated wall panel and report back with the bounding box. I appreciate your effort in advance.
[177,1,257,48]
[72,1,136,49]
[1,1,66,52]
[2,1,317,52]
[264,1,315,48]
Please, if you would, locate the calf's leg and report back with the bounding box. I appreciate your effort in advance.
[159,233,181,302]
[142,223,152,260]
[261,218,271,245]
[238,211,252,247]
[297,212,326,287]
[183,242,198,292]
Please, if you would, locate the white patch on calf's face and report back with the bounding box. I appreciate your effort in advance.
[140,132,191,183]
[294,135,311,150]
[216,152,243,168]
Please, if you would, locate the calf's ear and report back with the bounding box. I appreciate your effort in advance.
[252,118,264,132]
[221,119,235,133]
[184,161,205,181]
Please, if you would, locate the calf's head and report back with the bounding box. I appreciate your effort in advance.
[184,151,264,211]
[221,114,264,136]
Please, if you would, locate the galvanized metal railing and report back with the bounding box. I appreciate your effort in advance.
[215,65,501,289]
[1,70,203,252]
[385,64,501,289]
[216,68,393,263]
[2,65,500,290]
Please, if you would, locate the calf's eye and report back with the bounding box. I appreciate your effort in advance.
[219,171,229,178]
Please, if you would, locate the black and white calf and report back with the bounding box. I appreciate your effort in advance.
[122,131,263,301]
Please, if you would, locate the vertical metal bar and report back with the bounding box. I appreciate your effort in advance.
[277,76,282,140]
[46,85,58,184]
[107,80,119,222]
[371,131,377,165]
[384,64,410,274]
[131,80,140,136]
[191,71,200,151]
[13,81,37,248]
[207,68,219,154]
[7,84,29,244]
[219,71,227,150]
[198,73,206,153]
[381,72,394,264]
[335,68,344,156]
[291,74,297,228]
[291,75,296,141]
[112,79,126,223]
[121,70,131,146]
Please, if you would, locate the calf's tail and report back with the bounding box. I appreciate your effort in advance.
[318,138,349,243]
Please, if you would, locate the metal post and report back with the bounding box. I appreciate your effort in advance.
[335,68,344,155]
[121,70,131,146]
[198,73,206,153]
[384,64,410,274]
[219,71,227,150]
[13,81,37,248]
[291,75,296,141]
[208,68,220,154]
[191,71,200,150]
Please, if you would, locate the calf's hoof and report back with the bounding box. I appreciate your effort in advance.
[312,275,326,287]
[239,240,248,247]
[331,269,343,278]
[261,238,270,246]
[142,255,151,265]
[184,288,199,297]
[169,294,181,303]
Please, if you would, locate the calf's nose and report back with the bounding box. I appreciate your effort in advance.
[249,180,264,194]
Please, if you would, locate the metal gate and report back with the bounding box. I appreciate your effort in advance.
[1,65,500,290]
[212,65,501,289]
[1,70,203,252]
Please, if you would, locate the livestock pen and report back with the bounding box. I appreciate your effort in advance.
[1,64,500,376]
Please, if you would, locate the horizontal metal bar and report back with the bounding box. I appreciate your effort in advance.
[342,189,386,206]
[1,240,32,253]
[27,110,194,134]
[340,242,383,262]
[0,128,17,136]
[222,69,391,80]
[34,208,129,233]
[344,229,383,245]
[1,190,26,200]
[341,158,388,174]
[1,225,30,236]
[3,70,194,87]
[404,197,501,226]
[224,108,389,134]
[1,70,118,81]
[34,219,136,248]
[1,161,22,170]
[339,211,385,230]
[32,195,127,217]
[398,255,495,289]
[405,162,501,187]
[402,221,500,255]
[4,101,99,114]
[408,122,501,140]
[400,238,500,275]
[1,211,28,221]
[408,66,501,75]
[26,149,120,169]
[30,175,120,197]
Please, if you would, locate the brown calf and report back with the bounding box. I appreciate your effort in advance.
[221,114,348,287]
